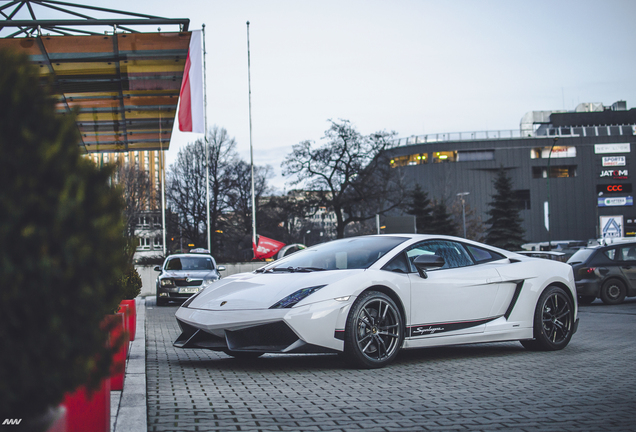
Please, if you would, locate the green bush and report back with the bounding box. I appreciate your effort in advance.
[0,49,129,418]
[120,266,143,300]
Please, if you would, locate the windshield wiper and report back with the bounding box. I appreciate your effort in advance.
[268,266,327,273]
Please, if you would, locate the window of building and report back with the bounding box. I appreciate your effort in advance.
[153,216,162,228]
[390,153,428,168]
[456,150,494,162]
[532,166,577,178]
[432,151,457,163]
[137,237,150,251]
[153,236,163,249]
[514,189,531,210]
[530,146,576,159]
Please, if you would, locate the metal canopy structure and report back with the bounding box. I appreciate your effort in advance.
[0,1,191,153]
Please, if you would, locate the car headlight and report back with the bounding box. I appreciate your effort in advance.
[269,285,326,309]
[202,277,217,287]
[160,278,175,287]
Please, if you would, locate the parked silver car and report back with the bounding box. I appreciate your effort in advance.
[155,249,225,306]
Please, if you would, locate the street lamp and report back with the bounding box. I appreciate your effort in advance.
[546,137,558,250]
[457,192,470,238]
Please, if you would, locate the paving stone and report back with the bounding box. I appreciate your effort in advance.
[146,298,636,431]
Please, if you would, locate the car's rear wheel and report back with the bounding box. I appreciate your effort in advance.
[343,291,404,369]
[521,285,574,351]
[578,295,596,305]
[600,279,626,305]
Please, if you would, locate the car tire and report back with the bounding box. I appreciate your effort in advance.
[521,285,574,351]
[577,295,596,305]
[343,290,404,369]
[223,350,264,359]
[600,279,626,305]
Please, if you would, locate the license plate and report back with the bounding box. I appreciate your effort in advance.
[179,287,199,294]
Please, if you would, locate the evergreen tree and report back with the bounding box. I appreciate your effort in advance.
[405,184,433,233]
[429,199,458,236]
[485,168,525,249]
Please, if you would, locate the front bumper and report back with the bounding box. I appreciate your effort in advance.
[173,298,353,353]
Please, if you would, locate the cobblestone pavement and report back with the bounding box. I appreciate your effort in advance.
[146,298,636,432]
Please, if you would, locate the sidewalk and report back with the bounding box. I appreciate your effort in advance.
[110,297,147,432]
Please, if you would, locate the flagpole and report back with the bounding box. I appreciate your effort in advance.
[202,24,211,252]
[159,111,167,256]
[247,21,257,258]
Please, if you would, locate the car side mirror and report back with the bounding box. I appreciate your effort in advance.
[217,265,226,272]
[154,265,162,272]
[413,254,445,279]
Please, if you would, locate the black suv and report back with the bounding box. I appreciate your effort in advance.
[154,249,225,306]
[567,242,636,305]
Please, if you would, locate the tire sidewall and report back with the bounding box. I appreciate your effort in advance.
[533,285,574,351]
[600,278,626,305]
[343,291,404,369]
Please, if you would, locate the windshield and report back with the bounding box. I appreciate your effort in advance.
[166,256,214,271]
[265,236,408,271]
[566,248,595,265]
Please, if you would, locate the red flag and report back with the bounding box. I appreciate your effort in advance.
[178,30,204,133]
[253,235,286,260]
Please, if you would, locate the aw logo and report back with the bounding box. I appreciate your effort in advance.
[2,418,22,425]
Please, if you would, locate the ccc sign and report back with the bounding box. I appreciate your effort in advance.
[597,183,632,194]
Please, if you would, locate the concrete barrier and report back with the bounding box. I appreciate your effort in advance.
[135,262,266,297]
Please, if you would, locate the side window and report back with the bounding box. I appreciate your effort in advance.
[465,244,506,263]
[603,248,617,261]
[382,252,410,273]
[616,246,636,261]
[405,240,474,272]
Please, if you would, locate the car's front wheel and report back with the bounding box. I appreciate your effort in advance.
[600,278,626,305]
[343,291,404,369]
[521,285,574,351]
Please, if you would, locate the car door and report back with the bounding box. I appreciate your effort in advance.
[405,240,503,338]
[615,245,636,289]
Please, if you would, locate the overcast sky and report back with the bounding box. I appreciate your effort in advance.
[9,0,636,191]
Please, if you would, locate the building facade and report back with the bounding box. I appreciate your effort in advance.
[386,101,636,244]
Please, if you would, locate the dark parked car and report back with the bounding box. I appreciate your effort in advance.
[154,249,225,306]
[567,242,636,305]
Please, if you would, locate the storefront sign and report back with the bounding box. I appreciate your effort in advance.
[597,196,633,207]
[594,143,631,154]
[602,156,626,167]
[600,169,628,179]
[600,216,623,238]
[597,183,632,194]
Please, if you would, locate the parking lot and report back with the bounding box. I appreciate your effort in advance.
[146,298,636,431]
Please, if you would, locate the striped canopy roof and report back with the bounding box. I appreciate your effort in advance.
[0,31,191,153]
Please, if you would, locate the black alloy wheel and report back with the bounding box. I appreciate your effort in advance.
[343,291,404,368]
[521,285,574,351]
[600,279,627,305]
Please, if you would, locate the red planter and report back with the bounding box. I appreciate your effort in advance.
[63,378,109,432]
[105,312,128,391]
[119,299,136,341]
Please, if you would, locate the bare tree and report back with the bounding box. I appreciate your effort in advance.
[114,162,155,238]
[282,120,407,238]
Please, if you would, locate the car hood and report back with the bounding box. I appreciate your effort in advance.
[161,270,216,279]
[185,270,361,310]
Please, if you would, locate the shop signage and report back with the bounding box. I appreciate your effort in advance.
[594,143,631,154]
[597,183,632,194]
[597,196,633,207]
[600,169,628,179]
[600,216,623,238]
[602,156,626,167]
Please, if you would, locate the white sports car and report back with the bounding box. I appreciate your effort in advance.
[174,235,578,368]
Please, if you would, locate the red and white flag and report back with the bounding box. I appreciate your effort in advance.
[178,30,204,133]
[253,236,286,260]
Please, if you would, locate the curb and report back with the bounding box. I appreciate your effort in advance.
[111,297,147,432]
